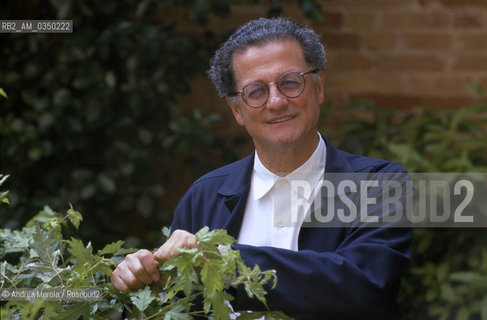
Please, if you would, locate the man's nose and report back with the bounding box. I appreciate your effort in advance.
[265,83,288,110]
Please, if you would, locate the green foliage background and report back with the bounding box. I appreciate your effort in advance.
[1,0,262,247]
[1,0,487,319]
[330,99,487,319]
[0,197,287,319]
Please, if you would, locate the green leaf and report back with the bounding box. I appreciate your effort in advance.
[450,271,487,286]
[481,295,487,320]
[98,240,124,256]
[439,283,458,303]
[54,302,91,320]
[163,304,192,320]
[0,174,9,186]
[25,258,67,283]
[42,217,62,238]
[0,88,7,98]
[130,286,154,312]
[166,250,198,276]
[38,301,65,320]
[201,259,224,296]
[236,311,293,320]
[244,281,268,305]
[26,206,62,227]
[196,227,235,247]
[264,311,294,320]
[162,226,171,238]
[206,291,234,320]
[466,83,485,97]
[0,191,9,204]
[67,237,97,285]
[1,227,34,255]
[67,203,83,230]
[31,224,60,266]
[25,300,43,320]
[236,311,265,320]
[456,306,471,320]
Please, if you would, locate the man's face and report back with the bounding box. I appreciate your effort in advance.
[226,39,325,153]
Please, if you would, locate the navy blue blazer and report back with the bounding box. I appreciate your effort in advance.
[171,134,412,319]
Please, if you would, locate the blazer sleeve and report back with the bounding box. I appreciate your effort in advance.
[233,226,412,320]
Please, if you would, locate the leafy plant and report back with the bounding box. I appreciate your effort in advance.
[324,93,487,319]
[0,219,289,320]
[0,176,289,320]
[334,98,487,172]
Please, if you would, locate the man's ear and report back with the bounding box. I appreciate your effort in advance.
[316,70,326,105]
[225,97,245,126]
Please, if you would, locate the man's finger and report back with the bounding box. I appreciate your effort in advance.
[153,229,197,262]
[111,249,161,291]
[133,249,160,282]
[126,255,155,285]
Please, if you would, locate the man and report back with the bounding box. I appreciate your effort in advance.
[112,17,412,319]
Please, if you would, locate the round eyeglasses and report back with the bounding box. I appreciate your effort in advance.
[230,69,319,108]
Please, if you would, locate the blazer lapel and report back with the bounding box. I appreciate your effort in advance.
[217,152,254,239]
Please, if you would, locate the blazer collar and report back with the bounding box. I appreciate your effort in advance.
[321,133,354,173]
[217,152,255,197]
[217,132,354,198]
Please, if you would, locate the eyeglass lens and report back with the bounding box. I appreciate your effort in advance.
[242,72,305,107]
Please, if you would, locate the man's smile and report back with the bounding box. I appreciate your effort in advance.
[267,115,296,124]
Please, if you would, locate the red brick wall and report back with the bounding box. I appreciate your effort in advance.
[175,0,487,154]
[312,0,487,110]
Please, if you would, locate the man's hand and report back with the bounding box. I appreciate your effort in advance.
[111,249,160,291]
[111,229,197,291]
[153,229,197,262]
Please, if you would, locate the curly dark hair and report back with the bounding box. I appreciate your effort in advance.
[208,17,326,99]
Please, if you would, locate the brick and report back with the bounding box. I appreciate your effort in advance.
[476,76,487,90]
[322,94,348,110]
[349,94,481,109]
[343,11,379,30]
[209,5,273,31]
[402,33,452,50]
[362,33,398,51]
[317,11,344,29]
[339,0,410,7]
[424,0,487,7]
[453,12,485,28]
[454,33,487,51]
[452,55,487,71]
[375,54,446,72]
[327,53,371,71]
[321,32,361,49]
[402,74,476,94]
[326,72,403,93]
[349,94,421,109]
[381,10,451,29]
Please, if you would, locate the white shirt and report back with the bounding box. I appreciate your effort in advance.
[237,133,326,251]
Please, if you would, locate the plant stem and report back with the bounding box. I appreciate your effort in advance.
[11,256,31,284]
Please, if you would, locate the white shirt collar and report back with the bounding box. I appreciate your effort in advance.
[252,133,326,200]
[252,150,277,200]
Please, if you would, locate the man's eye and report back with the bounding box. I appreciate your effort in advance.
[281,79,300,88]
[246,86,267,99]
